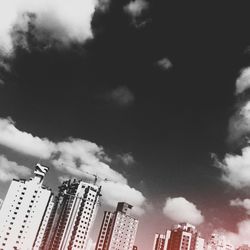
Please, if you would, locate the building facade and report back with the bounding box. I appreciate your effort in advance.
[0,199,3,210]
[41,179,101,250]
[95,202,139,250]
[152,230,171,250]
[167,223,204,250]
[0,164,52,250]
[207,233,234,250]
[33,197,54,249]
[153,233,167,250]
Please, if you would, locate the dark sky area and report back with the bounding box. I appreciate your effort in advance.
[1,1,250,249]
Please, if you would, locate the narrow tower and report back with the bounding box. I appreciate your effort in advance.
[0,164,53,250]
[95,202,139,250]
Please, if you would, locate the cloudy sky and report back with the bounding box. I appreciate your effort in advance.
[1,0,250,249]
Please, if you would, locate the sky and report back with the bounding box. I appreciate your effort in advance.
[1,0,250,249]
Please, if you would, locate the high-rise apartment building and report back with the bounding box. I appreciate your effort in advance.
[167,223,204,250]
[0,164,53,250]
[95,202,139,250]
[41,179,101,250]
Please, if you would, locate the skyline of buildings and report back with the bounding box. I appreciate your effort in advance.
[0,164,140,250]
[152,223,250,250]
[0,164,249,250]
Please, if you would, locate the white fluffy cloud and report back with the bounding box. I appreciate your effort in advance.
[100,181,146,216]
[227,67,250,143]
[0,117,146,213]
[117,152,135,165]
[52,139,126,184]
[224,66,250,186]
[222,197,250,246]
[224,220,250,246]
[230,198,250,214]
[124,0,149,17]
[235,67,250,95]
[0,117,55,158]
[0,155,31,181]
[157,57,173,71]
[163,197,204,225]
[215,146,250,188]
[108,86,135,107]
[0,117,125,183]
[0,0,100,53]
[228,101,250,143]
[0,0,150,54]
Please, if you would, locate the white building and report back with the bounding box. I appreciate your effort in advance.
[153,233,167,250]
[42,179,101,250]
[207,233,235,250]
[95,202,139,250]
[33,197,54,250]
[152,231,171,250]
[0,199,3,210]
[0,164,53,250]
[167,223,205,250]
